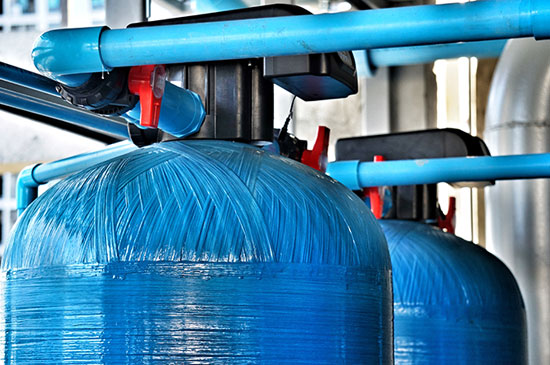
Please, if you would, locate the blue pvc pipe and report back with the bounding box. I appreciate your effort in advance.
[15,166,39,215]
[0,62,59,96]
[0,89,124,137]
[368,39,507,68]
[326,154,550,190]
[10,51,206,138]
[123,82,206,138]
[16,141,137,214]
[0,83,129,138]
[32,26,108,81]
[0,60,90,89]
[196,0,248,13]
[32,0,550,77]
[32,25,205,138]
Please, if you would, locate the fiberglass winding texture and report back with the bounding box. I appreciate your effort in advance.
[381,219,524,308]
[4,140,390,271]
[381,220,527,364]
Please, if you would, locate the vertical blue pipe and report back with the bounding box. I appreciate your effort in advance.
[15,166,39,215]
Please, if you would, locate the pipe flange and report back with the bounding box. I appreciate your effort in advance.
[57,67,138,116]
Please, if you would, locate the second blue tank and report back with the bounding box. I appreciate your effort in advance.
[380,219,527,364]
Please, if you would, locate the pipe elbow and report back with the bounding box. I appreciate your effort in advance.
[16,164,40,214]
[32,26,111,82]
[532,0,550,40]
[17,164,40,189]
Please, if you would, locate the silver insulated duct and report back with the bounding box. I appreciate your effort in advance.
[485,38,550,365]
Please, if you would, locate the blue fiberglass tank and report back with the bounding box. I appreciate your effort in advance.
[1,140,393,363]
[379,220,527,364]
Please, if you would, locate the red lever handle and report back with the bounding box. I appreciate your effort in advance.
[301,126,330,172]
[128,65,166,128]
[363,155,385,219]
[437,196,456,234]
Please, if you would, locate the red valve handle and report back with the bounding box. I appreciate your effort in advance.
[128,65,166,128]
[301,126,330,172]
[363,155,385,219]
[437,196,456,234]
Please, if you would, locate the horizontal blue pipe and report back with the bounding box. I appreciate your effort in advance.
[196,0,247,13]
[0,60,90,97]
[368,39,507,68]
[32,141,137,183]
[32,0,550,77]
[0,83,128,138]
[2,62,204,138]
[32,26,108,81]
[32,25,206,137]
[0,61,58,96]
[16,141,137,214]
[0,61,89,89]
[326,154,550,190]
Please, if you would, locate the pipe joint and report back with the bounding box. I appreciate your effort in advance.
[16,164,41,214]
[17,164,41,188]
[32,26,111,81]
[326,160,361,190]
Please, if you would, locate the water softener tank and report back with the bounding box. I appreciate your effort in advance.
[380,220,526,364]
[1,141,392,363]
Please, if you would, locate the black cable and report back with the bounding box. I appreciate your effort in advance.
[278,95,297,141]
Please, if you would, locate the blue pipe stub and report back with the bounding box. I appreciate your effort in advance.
[123,82,206,138]
[380,220,527,364]
[2,140,392,363]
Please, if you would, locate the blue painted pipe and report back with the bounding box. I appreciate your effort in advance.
[326,153,550,190]
[31,26,205,138]
[16,141,137,214]
[32,0,550,77]
[123,82,206,137]
[32,26,108,81]
[0,62,59,96]
[196,0,247,13]
[15,167,39,216]
[0,81,129,138]
[368,39,507,68]
[355,39,507,76]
